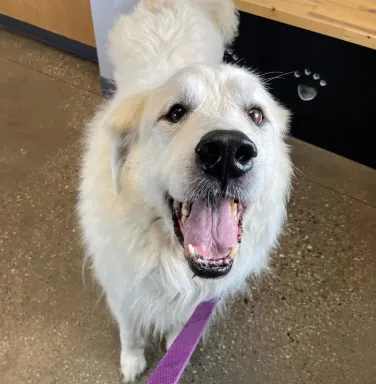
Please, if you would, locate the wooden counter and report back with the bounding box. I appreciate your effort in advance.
[1,0,95,46]
[234,0,376,50]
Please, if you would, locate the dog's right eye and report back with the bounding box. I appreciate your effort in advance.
[165,104,187,123]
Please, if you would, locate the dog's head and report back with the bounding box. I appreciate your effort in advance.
[107,64,291,279]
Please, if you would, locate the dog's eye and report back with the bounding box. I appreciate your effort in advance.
[165,104,187,123]
[248,107,264,126]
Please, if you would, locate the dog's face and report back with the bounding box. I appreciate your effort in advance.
[109,64,290,279]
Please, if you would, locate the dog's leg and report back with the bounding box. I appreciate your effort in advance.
[107,296,146,383]
[119,326,146,383]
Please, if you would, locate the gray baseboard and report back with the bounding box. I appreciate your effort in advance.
[0,13,98,63]
[0,14,117,98]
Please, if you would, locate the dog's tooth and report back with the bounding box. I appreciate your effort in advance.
[188,244,195,258]
[231,202,238,220]
[229,245,239,258]
[181,215,187,224]
[218,259,224,266]
[182,202,190,217]
[224,258,230,266]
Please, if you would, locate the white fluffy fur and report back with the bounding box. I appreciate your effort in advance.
[78,1,292,382]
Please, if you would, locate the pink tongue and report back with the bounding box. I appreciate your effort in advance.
[183,199,238,259]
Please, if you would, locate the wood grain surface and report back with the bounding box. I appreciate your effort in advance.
[235,0,376,49]
[0,0,95,46]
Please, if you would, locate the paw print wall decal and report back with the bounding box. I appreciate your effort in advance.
[224,48,239,62]
[223,49,328,103]
[294,68,327,101]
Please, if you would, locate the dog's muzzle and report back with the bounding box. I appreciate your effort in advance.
[168,130,256,280]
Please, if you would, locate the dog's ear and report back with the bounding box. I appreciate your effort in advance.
[106,92,150,194]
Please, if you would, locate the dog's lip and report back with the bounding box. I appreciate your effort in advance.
[188,255,233,279]
[168,194,184,247]
[186,244,236,279]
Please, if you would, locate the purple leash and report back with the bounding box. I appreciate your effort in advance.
[145,298,220,384]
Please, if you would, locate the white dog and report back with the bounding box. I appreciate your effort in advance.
[78,0,292,382]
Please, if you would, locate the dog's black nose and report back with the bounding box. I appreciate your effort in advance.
[195,130,257,181]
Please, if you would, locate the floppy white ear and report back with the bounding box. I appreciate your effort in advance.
[106,92,150,194]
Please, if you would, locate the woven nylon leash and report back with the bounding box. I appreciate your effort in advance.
[145,298,220,384]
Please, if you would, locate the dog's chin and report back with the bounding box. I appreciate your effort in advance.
[187,254,234,279]
[167,194,245,279]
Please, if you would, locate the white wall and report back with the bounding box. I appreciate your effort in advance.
[90,0,140,81]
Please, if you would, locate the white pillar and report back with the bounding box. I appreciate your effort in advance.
[90,0,140,89]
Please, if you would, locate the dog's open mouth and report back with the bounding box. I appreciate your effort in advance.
[169,197,244,279]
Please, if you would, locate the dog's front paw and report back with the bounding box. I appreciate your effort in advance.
[120,350,146,383]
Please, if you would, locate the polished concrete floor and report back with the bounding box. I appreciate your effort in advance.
[1,29,375,384]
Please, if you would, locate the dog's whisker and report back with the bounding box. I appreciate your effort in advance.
[261,71,285,77]
[263,71,295,83]
[230,58,246,67]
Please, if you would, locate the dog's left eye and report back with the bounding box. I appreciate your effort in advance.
[165,104,187,123]
[248,107,264,126]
